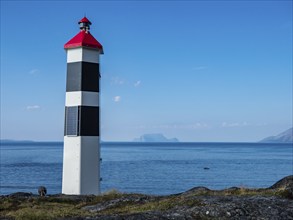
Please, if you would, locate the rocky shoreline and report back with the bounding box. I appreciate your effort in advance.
[1,176,293,220]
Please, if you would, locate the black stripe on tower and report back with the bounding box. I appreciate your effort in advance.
[64,106,99,136]
[66,62,100,92]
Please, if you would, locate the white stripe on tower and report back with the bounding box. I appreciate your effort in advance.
[65,91,99,107]
[67,47,100,63]
[62,17,103,195]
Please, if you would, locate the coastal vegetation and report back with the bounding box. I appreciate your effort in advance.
[1,176,292,220]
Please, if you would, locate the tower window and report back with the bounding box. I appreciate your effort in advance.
[64,106,99,136]
[65,106,79,136]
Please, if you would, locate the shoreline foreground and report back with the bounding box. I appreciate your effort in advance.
[1,176,292,220]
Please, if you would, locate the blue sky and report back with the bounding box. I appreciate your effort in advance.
[1,0,292,142]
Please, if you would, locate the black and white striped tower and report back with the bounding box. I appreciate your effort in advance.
[62,17,103,195]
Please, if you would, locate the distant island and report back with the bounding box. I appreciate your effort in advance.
[133,133,179,142]
[260,127,293,143]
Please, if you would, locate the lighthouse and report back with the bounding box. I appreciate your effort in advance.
[62,17,103,195]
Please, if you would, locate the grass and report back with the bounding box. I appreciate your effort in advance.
[1,198,88,220]
[0,187,291,219]
[0,190,124,220]
[183,186,291,198]
[98,195,204,215]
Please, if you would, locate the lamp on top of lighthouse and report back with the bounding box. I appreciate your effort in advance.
[79,17,92,31]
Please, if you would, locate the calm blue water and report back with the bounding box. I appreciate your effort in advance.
[0,142,292,195]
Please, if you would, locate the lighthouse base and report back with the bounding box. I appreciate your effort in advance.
[62,136,100,195]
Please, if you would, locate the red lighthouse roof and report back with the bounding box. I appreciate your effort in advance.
[64,17,103,53]
[79,17,91,24]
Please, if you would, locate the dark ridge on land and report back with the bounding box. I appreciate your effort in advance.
[1,176,292,220]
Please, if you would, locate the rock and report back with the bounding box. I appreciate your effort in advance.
[269,175,293,189]
[268,175,293,199]
[2,176,293,220]
[38,186,47,196]
[8,192,33,198]
[183,186,211,195]
[285,183,293,199]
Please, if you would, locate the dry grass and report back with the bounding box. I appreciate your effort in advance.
[0,186,291,219]
[1,197,89,220]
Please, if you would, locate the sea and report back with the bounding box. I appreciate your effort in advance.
[0,142,292,195]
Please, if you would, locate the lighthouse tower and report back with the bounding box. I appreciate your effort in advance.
[62,17,103,195]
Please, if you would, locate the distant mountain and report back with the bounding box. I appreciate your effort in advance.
[260,128,293,143]
[133,133,179,142]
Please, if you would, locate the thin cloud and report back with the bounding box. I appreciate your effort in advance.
[134,80,141,87]
[114,96,121,102]
[29,69,40,75]
[190,122,209,129]
[255,123,268,127]
[139,122,209,130]
[26,105,41,110]
[221,122,248,128]
[111,77,124,85]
